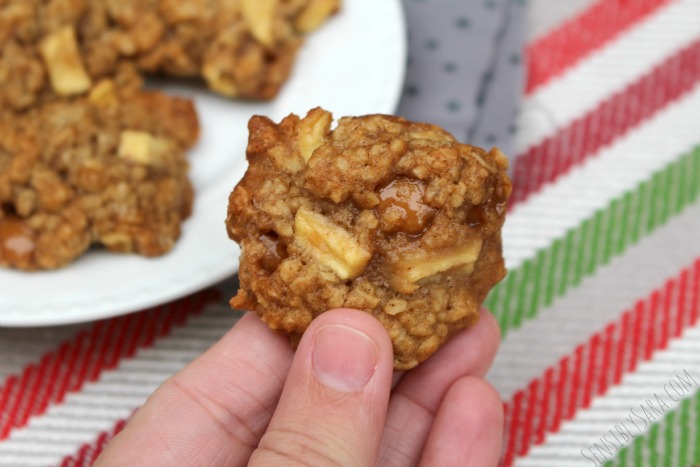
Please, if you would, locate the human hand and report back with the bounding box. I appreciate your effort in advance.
[95,307,503,466]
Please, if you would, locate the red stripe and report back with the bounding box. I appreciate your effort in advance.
[504,391,523,466]
[0,366,33,438]
[511,38,700,208]
[60,418,128,467]
[536,368,553,444]
[19,354,50,427]
[552,359,568,433]
[629,300,645,373]
[645,291,661,359]
[675,269,690,337]
[614,312,630,385]
[126,311,147,358]
[0,289,220,440]
[73,321,103,391]
[92,319,117,382]
[583,334,600,407]
[526,0,670,94]
[691,259,700,325]
[500,259,700,465]
[519,379,538,456]
[567,346,584,420]
[41,344,67,414]
[598,324,615,395]
[58,332,85,404]
[108,314,132,369]
[662,278,675,348]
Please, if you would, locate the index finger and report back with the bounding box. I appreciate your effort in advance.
[95,311,294,467]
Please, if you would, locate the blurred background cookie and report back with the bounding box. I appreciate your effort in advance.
[0,0,339,108]
[0,86,198,269]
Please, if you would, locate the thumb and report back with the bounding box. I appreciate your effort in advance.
[249,308,394,467]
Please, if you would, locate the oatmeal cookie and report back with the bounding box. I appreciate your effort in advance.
[0,82,198,270]
[0,0,340,108]
[227,108,511,370]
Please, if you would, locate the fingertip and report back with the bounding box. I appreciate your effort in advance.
[449,376,504,429]
[421,376,504,467]
[478,307,502,350]
[305,308,394,358]
[447,376,504,460]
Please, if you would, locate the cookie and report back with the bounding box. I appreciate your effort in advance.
[0,0,340,109]
[0,82,198,270]
[227,108,511,369]
[0,0,338,269]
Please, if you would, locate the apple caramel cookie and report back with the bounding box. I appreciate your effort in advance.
[227,108,511,370]
[0,0,340,109]
[0,83,198,270]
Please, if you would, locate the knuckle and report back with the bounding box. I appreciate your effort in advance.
[167,376,261,450]
[252,423,354,467]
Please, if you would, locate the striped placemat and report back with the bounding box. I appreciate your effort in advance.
[490,0,700,465]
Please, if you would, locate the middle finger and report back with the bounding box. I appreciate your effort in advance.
[376,309,501,467]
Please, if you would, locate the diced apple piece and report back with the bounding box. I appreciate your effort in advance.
[298,108,332,163]
[39,26,91,96]
[242,0,276,47]
[389,239,483,294]
[294,207,371,280]
[88,80,117,106]
[118,131,173,166]
[295,0,339,33]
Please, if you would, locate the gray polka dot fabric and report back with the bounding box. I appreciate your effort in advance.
[397,0,526,160]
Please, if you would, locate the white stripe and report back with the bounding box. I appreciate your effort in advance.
[516,0,700,153]
[514,323,700,466]
[0,305,240,467]
[490,200,700,400]
[525,0,598,43]
[0,323,91,381]
[504,82,700,270]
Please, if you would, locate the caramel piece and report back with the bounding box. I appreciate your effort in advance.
[376,178,435,234]
[0,217,36,267]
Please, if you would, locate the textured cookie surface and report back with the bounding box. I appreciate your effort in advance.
[0,0,340,107]
[0,0,338,269]
[227,108,511,369]
[0,85,198,270]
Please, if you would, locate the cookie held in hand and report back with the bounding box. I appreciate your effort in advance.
[227,108,511,370]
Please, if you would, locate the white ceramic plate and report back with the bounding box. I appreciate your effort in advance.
[0,0,406,326]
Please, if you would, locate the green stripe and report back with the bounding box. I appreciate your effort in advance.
[663,411,674,467]
[607,386,700,467]
[679,398,690,467]
[560,229,575,295]
[544,238,560,307]
[601,200,617,265]
[588,210,604,275]
[485,145,700,336]
[616,191,632,255]
[648,423,659,467]
[695,390,700,466]
[528,250,545,319]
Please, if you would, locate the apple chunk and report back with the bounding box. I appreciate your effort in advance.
[294,207,371,280]
[389,239,483,294]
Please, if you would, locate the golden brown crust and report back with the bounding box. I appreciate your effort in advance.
[227,108,511,369]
